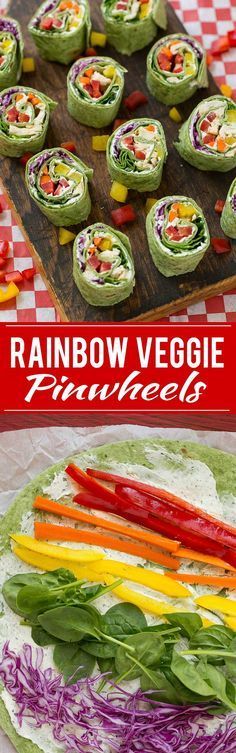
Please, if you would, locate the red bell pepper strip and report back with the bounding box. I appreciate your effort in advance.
[228,29,236,47]
[4,271,23,284]
[66,463,123,507]
[124,90,148,111]
[0,241,10,259]
[111,204,136,227]
[60,141,77,153]
[22,267,37,281]
[211,237,231,254]
[211,36,229,56]
[214,200,225,214]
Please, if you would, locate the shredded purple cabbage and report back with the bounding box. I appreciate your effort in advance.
[1,642,236,753]
[0,18,20,40]
[232,193,236,213]
[111,120,143,159]
[31,0,59,28]
[154,199,168,238]
[0,87,18,110]
[70,58,102,84]
[28,148,74,176]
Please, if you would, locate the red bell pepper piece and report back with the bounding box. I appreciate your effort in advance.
[214,199,225,214]
[113,119,127,131]
[4,270,23,284]
[211,237,231,254]
[65,463,123,507]
[228,29,236,47]
[124,90,148,111]
[85,47,97,56]
[111,204,136,227]
[0,241,10,259]
[20,152,34,166]
[60,141,77,153]
[40,16,54,30]
[210,36,229,56]
[22,267,37,281]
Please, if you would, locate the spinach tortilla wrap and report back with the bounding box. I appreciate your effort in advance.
[1,438,236,753]
[146,33,208,105]
[73,222,135,305]
[28,0,91,65]
[175,95,236,171]
[146,196,210,276]
[101,0,167,56]
[67,56,126,128]
[0,86,57,158]
[0,17,24,91]
[221,178,236,239]
[107,118,167,192]
[26,148,93,227]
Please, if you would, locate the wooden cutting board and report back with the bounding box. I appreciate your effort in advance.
[1,0,236,321]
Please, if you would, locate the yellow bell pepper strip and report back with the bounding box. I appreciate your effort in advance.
[224,617,236,631]
[178,547,235,571]
[110,182,128,203]
[83,558,190,598]
[195,595,236,617]
[22,57,36,73]
[12,544,87,578]
[92,135,110,152]
[169,107,182,123]
[90,31,107,48]
[59,228,76,245]
[33,496,179,553]
[145,198,157,215]
[10,533,104,563]
[34,521,180,570]
[169,572,236,589]
[100,575,182,617]
[0,282,19,303]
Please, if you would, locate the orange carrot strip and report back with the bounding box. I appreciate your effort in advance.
[33,496,179,553]
[178,547,236,571]
[34,521,180,569]
[169,572,236,588]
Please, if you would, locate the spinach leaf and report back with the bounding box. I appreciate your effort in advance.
[38,606,102,643]
[31,625,63,647]
[115,632,165,681]
[190,625,235,663]
[167,613,203,639]
[53,643,95,684]
[226,637,236,678]
[171,650,216,698]
[98,656,116,677]
[197,660,236,711]
[2,574,43,616]
[103,603,147,638]
[163,666,212,705]
[140,668,180,704]
[81,640,116,659]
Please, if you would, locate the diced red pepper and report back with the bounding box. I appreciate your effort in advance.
[228,29,236,47]
[158,52,172,71]
[52,18,63,27]
[135,149,146,160]
[210,36,229,56]
[100,261,112,272]
[18,113,30,123]
[20,152,34,166]
[124,90,148,112]
[214,199,225,214]
[60,141,77,153]
[42,180,55,195]
[4,270,23,284]
[200,119,210,132]
[85,47,97,56]
[40,16,54,30]
[113,118,127,131]
[7,107,18,122]
[211,236,231,254]
[0,240,10,259]
[88,256,101,270]
[207,111,216,122]
[111,204,136,227]
[22,267,37,281]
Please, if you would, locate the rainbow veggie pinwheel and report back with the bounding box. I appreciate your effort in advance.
[26,148,93,227]
[175,95,236,171]
[107,118,167,192]
[0,17,24,91]
[67,56,126,128]
[28,0,91,65]
[221,178,236,239]
[101,0,167,56]
[147,33,208,105]
[0,86,57,157]
[73,222,135,305]
[146,196,210,276]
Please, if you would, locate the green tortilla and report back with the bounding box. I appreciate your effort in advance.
[101,0,167,56]
[146,195,210,276]
[146,33,208,106]
[28,0,91,65]
[67,56,126,128]
[175,95,236,172]
[73,222,135,306]
[1,437,236,753]
[107,118,168,192]
[0,17,24,91]
[221,178,236,239]
[0,86,57,158]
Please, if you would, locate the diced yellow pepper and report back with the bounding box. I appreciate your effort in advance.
[103,575,182,616]
[185,52,194,64]
[104,65,115,78]
[110,181,128,203]
[0,282,19,304]
[224,616,236,631]
[178,203,195,219]
[185,66,195,76]
[195,595,236,617]
[89,559,190,598]
[90,31,107,48]
[59,227,76,245]
[145,197,157,215]
[169,107,182,123]
[54,163,70,176]
[2,39,12,50]
[70,171,82,183]
[139,4,149,17]
[92,135,110,151]
[22,57,36,73]
[227,110,236,123]
[99,237,112,251]
[11,534,104,563]
[220,83,233,98]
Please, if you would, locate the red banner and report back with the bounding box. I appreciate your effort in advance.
[0,323,235,413]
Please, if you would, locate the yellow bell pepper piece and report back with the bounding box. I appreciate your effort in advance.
[169,107,182,123]
[102,575,182,616]
[90,559,190,598]
[99,237,112,251]
[0,282,19,304]
[54,164,70,176]
[59,227,76,245]
[185,52,194,64]
[139,4,149,17]
[2,39,12,50]
[92,135,110,152]
[13,545,103,581]
[22,57,36,73]
[178,203,195,219]
[220,83,233,98]
[185,66,195,76]
[11,534,104,563]
[227,110,236,123]
[145,198,157,215]
[110,181,128,203]
[195,595,236,617]
[70,171,82,183]
[103,65,115,79]
[224,616,236,631]
[90,31,107,48]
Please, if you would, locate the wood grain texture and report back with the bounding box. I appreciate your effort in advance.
[1,0,236,322]
[1,412,236,432]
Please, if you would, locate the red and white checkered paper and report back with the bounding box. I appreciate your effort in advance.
[0,0,235,322]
